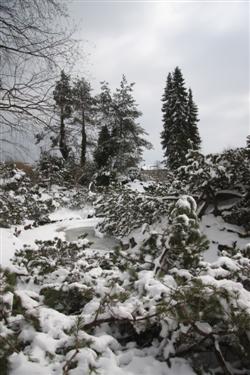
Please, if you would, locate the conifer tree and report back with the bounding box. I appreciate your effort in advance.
[94,125,112,169]
[161,67,201,169]
[111,75,152,172]
[97,81,113,122]
[159,195,209,272]
[72,78,94,166]
[96,76,152,174]
[161,73,174,162]
[53,70,72,160]
[186,88,201,150]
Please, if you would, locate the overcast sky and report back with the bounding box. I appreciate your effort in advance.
[70,0,249,164]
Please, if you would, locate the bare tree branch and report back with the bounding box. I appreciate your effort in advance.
[0,0,79,159]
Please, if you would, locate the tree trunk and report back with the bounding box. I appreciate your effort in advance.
[59,110,69,160]
[80,109,86,166]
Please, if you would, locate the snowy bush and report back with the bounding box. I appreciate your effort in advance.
[157,195,209,273]
[1,148,250,374]
[94,185,170,237]
[1,233,249,374]
[222,191,250,232]
[0,162,90,227]
[177,146,250,222]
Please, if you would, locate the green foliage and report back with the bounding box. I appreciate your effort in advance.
[223,193,250,231]
[95,185,170,237]
[0,268,15,323]
[178,146,249,194]
[72,77,95,166]
[167,278,250,371]
[110,75,152,172]
[0,163,55,226]
[36,152,84,187]
[159,195,209,272]
[161,67,201,169]
[1,151,250,374]
[94,125,113,170]
[177,146,250,224]
[1,220,250,374]
[41,285,93,314]
[95,76,152,175]
[186,89,201,148]
[0,161,90,226]
[13,238,89,280]
[177,146,229,195]
[53,70,72,160]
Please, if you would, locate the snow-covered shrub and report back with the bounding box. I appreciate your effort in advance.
[0,161,91,226]
[0,163,33,191]
[93,166,141,187]
[143,176,184,198]
[165,277,250,373]
[177,148,229,197]
[36,153,80,187]
[110,195,209,276]
[177,146,250,222]
[1,228,250,375]
[220,147,250,188]
[0,186,57,226]
[0,268,23,374]
[1,153,250,374]
[222,191,250,232]
[127,167,141,181]
[0,163,55,226]
[0,268,16,323]
[12,238,89,282]
[157,195,209,273]
[94,185,170,237]
[36,153,96,188]
[213,148,250,229]
[205,243,250,288]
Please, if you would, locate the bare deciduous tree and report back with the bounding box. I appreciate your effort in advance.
[0,0,78,160]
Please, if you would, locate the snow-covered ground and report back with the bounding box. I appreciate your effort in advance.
[0,204,202,375]
[0,208,101,269]
[1,205,249,271]
[1,197,249,375]
[201,214,250,262]
[0,228,22,268]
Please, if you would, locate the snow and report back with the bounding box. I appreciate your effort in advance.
[9,352,50,375]
[0,169,25,186]
[211,256,240,271]
[1,192,249,375]
[18,222,66,247]
[98,352,196,375]
[0,208,104,268]
[175,195,197,212]
[126,180,150,193]
[200,214,250,262]
[49,207,94,221]
[0,228,22,268]
[195,322,212,335]
[39,307,73,336]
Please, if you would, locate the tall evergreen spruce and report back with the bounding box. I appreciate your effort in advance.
[161,73,174,163]
[94,125,112,169]
[161,67,201,169]
[186,88,201,149]
[53,70,72,160]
